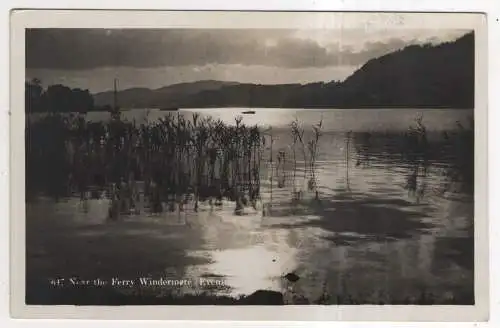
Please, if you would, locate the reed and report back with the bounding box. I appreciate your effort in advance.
[290,118,307,199]
[288,117,327,201]
[401,114,430,202]
[26,112,264,218]
[440,116,474,196]
[289,119,299,191]
[267,127,274,213]
[307,118,323,200]
[345,130,352,191]
[351,114,474,201]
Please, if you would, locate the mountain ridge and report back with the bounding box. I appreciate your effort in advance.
[90,32,473,110]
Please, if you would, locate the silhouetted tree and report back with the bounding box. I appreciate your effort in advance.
[25,78,43,113]
[41,84,94,113]
[25,80,95,113]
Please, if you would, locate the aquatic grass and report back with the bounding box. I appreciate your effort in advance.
[289,119,299,195]
[26,111,265,219]
[351,113,474,202]
[289,117,324,200]
[277,150,286,189]
[26,110,473,218]
[307,118,323,200]
[440,116,474,196]
[401,113,430,203]
[345,130,353,191]
[260,126,275,216]
[290,118,307,187]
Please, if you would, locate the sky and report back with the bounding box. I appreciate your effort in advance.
[26,28,470,93]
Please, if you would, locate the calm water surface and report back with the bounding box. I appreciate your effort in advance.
[26,108,474,303]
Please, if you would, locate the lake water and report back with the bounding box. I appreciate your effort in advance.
[26,107,474,304]
[77,107,473,132]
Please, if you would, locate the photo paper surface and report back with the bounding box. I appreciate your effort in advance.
[10,10,488,321]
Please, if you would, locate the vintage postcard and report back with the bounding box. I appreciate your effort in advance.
[10,10,488,321]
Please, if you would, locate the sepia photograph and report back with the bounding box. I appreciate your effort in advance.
[9,9,488,321]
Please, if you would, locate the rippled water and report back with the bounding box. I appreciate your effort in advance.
[26,108,474,304]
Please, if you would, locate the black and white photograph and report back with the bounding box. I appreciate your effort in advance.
[13,10,487,315]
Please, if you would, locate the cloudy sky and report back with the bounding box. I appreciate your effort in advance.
[26,28,469,93]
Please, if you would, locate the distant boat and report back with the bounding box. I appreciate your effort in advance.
[160,107,179,111]
[242,110,256,114]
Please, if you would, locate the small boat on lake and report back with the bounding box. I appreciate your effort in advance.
[242,110,256,114]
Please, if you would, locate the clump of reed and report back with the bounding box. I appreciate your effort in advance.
[344,130,353,191]
[25,112,264,217]
[440,116,474,196]
[402,113,430,202]
[351,113,474,201]
[260,126,274,216]
[26,113,73,200]
[289,119,304,202]
[349,114,431,202]
[399,113,474,200]
[290,117,323,201]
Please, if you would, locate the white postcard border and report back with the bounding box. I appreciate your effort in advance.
[9,9,489,322]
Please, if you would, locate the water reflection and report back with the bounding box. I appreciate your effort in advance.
[26,108,474,304]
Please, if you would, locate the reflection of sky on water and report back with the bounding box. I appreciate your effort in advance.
[26,107,474,303]
[186,245,295,296]
[78,107,474,133]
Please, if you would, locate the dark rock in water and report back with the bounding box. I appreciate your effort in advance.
[284,272,300,283]
[243,290,284,305]
[291,293,310,305]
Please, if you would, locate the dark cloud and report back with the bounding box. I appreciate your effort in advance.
[341,38,410,65]
[26,29,467,70]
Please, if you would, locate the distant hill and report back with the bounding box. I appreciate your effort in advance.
[320,32,474,109]
[92,32,474,109]
[93,80,241,108]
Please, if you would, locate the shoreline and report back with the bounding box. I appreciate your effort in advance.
[25,282,474,306]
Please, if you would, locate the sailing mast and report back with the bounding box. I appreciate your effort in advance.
[111,78,120,120]
[113,78,118,111]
